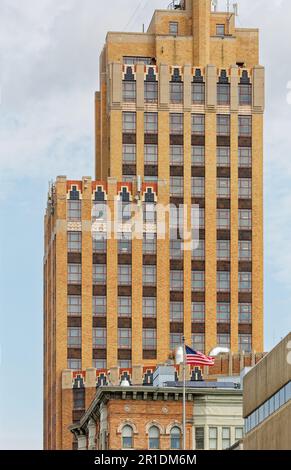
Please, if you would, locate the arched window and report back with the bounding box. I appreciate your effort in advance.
[122,425,133,449]
[170,426,181,449]
[149,426,160,449]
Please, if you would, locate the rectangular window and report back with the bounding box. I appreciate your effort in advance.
[170,333,183,350]
[68,200,81,221]
[239,147,252,167]
[239,272,252,292]
[191,177,205,197]
[239,84,252,106]
[192,271,205,291]
[170,176,184,196]
[170,114,183,134]
[217,83,230,105]
[191,114,205,135]
[192,83,205,104]
[217,303,230,323]
[217,178,230,198]
[93,328,106,349]
[68,327,81,347]
[118,233,132,254]
[143,297,157,318]
[239,334,252,353]
[93,296,106,317]
[217,272,230,292]
[235,427,244,441]
[239,241,252,261]
[123,56,152,65]
[209,428,218,450]
[118,328,132,349]
[93,359,106,370]
[144,112,158,133]
[218,333,230,348]
[217,147,230,167]
[199,208,205,229]
[144,144,158,165]
[195,427,205,450]
[143,233,157,254]
[192,303,205,323]
[68,295,82,316]
[216,24,225,36]
[118,297,132,318]
[239,178,252,199]
[170,270,184,291]
[170,239,183,260]
[217,209,230,229]
[222,427,231,450]
[239,116,252,136]
[239,209,252,230]
[123,81,136,103]
[170,145,184,165]
[119,360,132,369]
[143,265,156,286]
[169,21,178,35]
[68,231,81,253]
[118,265,132,286]
[191,146,205,166]
[92,202,107,222]
[217,240,230,260]
[170,82,183,104]
[68,359,81,371]
[143,329,157,350]
[192,239,205,260]
[170,302,184,322]
[192,334,205,353]
[92,235,106,254]
[239,303,252,324]
[122,144,136,164]
[93,264,106,285]
[123,112,136,133]
[68,264,81,284]
[217,115,230,136]
[144,81,158,103]
[143,203,157,224]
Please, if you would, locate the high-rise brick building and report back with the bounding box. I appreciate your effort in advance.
[44,0,265,450]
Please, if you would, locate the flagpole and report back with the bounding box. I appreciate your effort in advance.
[182,335,186,450]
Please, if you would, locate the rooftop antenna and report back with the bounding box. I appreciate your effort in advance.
[212,0,218,12]
[233,3,239,16]
[227,0,230,13]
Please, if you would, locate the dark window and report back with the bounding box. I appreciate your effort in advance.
[123,81,136,102]
[195,427,205,450]
[239,84,252,106]
[171,427,181,450]
[169,22,179,35]
[145,81,158,103]
[192,83,205,104]
[217,83,230,105]
[170,82,183,104]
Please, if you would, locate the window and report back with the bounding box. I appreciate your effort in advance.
[216,24,225,36]
[217,272,230,292]
[217,115,230,136]
[68,200,81,221]
[217,147,230,167]
[122,144,136,164]
[143,203,156,224]
[144,81,158,103]
[68,296,81,316]
[191,177,205,197]
[235,427,244,441]
[118,328,132,349]
[68,232,81,253]
[217,209,230,229]
[199,209,205,229]
[143,329,156,350]
[118,297,132,318]
[217,240,230,260]
[93,328,106,349]
[93,264,106,285]
[124,56,152,65]
[239,272,252,292]
[93,359,106,369]
[195,427,205,450]
[239,241,252,261]
[149,426,160,450]
[68,327,81,347]
[239,84,252,106]
[170,114,183,134]
[192,239,205,260]
[73,388,85,409]
[68,359,81,371]
[170,333,183,350]
[170,145,184,165]
[192,303,205,323]
[217,303,230,323]
[170,239,183,259]
[170,82,183,104]
[170,176,184,196]
[123,112,136,133]
[119,360,132,369]
[122,425,133,449]
[192,146,205,166]
[118,265,132,286]
[239,178,252,199]
[144,112,158,133]
[192,334,205,353]
[192,82,205,104]
[143,233,157,254]
[171,427,181,450]
[217,83,230,105]
[191,114,205,135]
[239,147,252,167]
[118,234,132,254]
[239,209,252,230]
[239,303,252,324]
[170,302,183,322]
[239,334,252,353]
[218,334,230,349]
[169,21,178,35]
[239,116,252,136]
[209,428,218,450]
[143,297,156,318]
[222,427,231,450]
[170,270,183,291]
[123,81,136,102]
[143,265,156,286]
[68,264,81,284]
[92,235,106,253]
[92,201,107,222]
[217,178,230,198]
[144,144,158,165]
[192,271,205,291]
[92,296,106,317]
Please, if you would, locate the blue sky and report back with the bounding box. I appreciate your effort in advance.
[0,0,291,450]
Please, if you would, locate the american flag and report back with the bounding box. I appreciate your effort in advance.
[185,345,215,366]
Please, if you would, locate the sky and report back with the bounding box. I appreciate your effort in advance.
[0,0,290,450]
